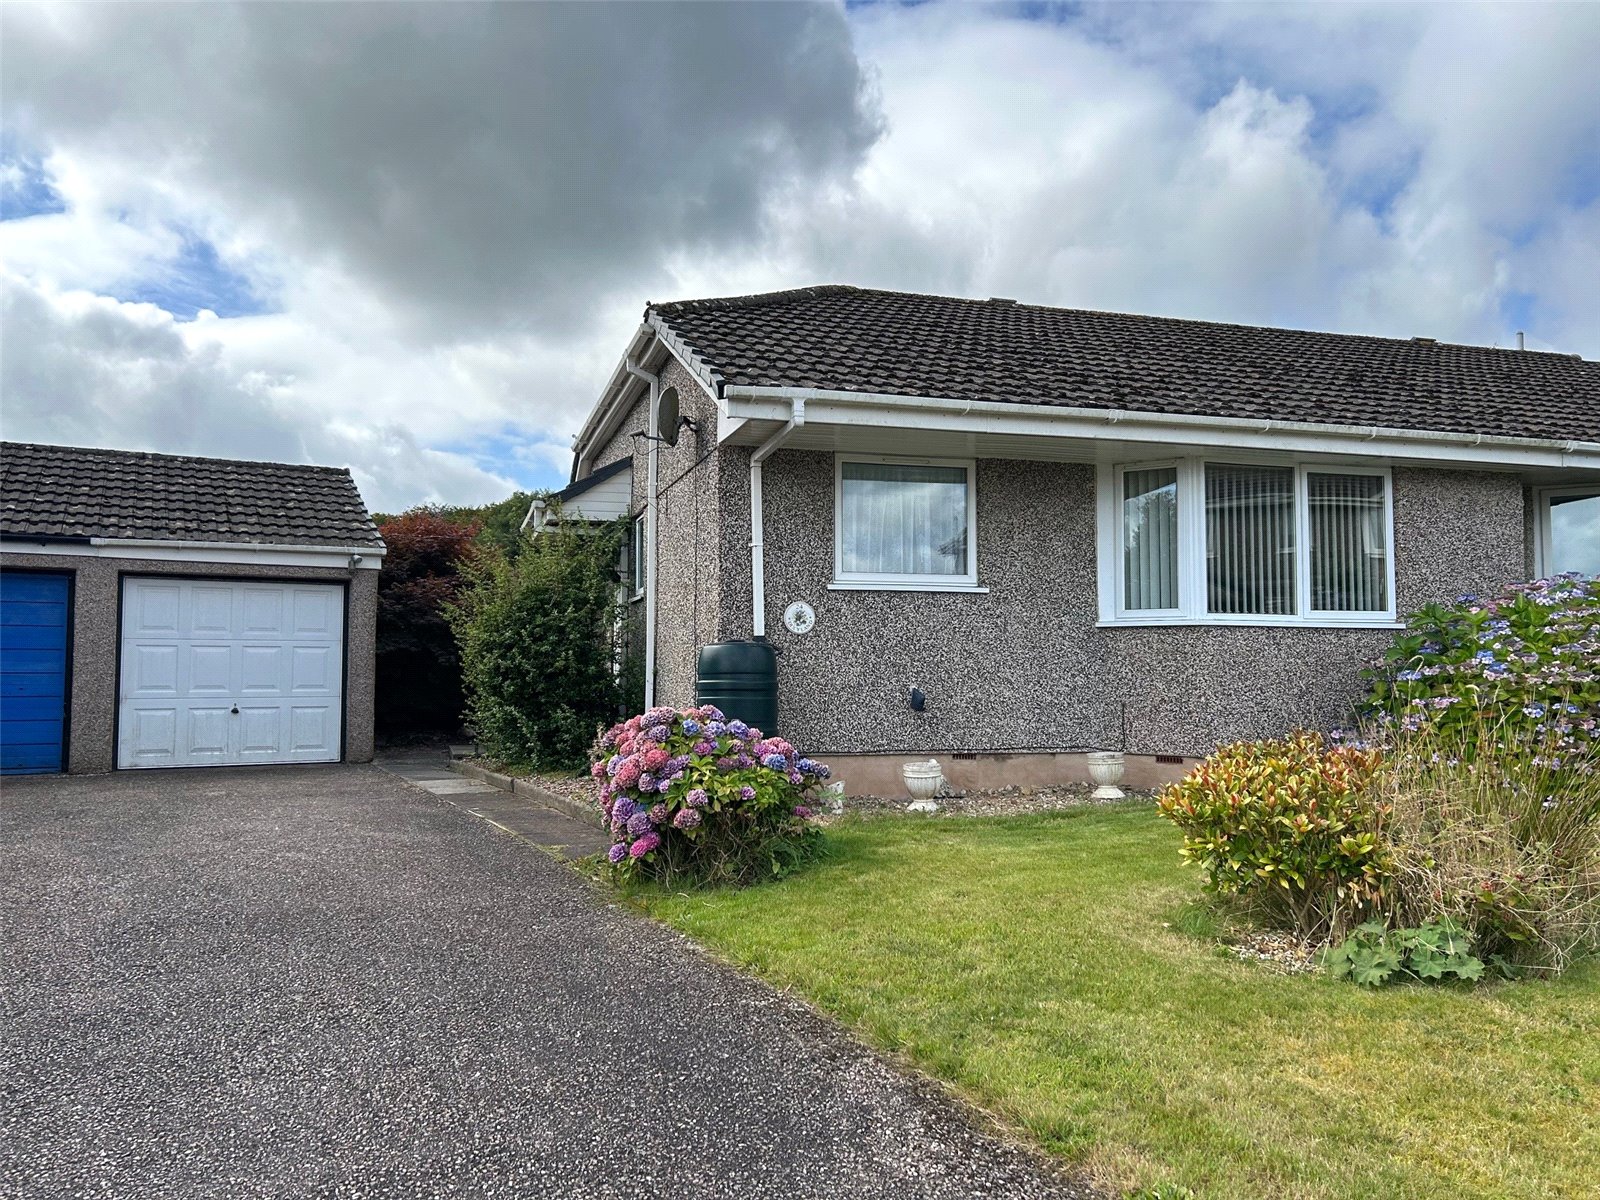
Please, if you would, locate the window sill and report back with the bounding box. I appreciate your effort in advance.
[1097,615,1402,630]
[829,581,989,594]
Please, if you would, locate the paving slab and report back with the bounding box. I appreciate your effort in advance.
[1,764,1091,1199]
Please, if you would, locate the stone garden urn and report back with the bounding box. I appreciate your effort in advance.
[1086,751,1127,800]
[902,759,944,813]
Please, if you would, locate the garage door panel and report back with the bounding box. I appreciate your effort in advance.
[2,671,67,698]
[240,588,286,638]
[290,645,335,694]
[129,584,182,636]
[237,706,281,756]
[189,586,235,637]
[292,589,339,637]
[118,578,343,769]
[1,694,66,721]
[186,645,234,695]
[289,705,337,754]
[126,707,179,762]
[128,644,180,697]
[1,648,66,674]
[1,623,69,651]
[185,708,231,759]
[241,645,286,694]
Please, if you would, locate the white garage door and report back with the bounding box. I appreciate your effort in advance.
[118,578,344,769]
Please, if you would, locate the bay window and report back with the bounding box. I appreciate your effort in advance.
[1101,458,1395,625]
[833,455,979,590]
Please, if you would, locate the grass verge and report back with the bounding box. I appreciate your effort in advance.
[638,805,1599,1199]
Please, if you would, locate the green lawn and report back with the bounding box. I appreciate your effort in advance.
[639,806,1600,1199]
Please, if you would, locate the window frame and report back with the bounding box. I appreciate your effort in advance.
[1533,485,1600,578]
[1096,456,1398,627]
[831,453,983,592]
[630,512,646,600]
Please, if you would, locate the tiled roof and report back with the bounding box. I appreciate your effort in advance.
[0,441,385,548]
[649,285,1600,443]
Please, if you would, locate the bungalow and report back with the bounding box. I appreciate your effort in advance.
[559,286,1600,793]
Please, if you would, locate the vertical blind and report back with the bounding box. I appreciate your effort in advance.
[839,461,969,576]
[1205,464,1296,614]
[1122,467,1179,609]
[1308,472,1388,612]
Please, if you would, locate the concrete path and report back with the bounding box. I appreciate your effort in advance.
[1,764,1090,1199]
[378,747,609,860]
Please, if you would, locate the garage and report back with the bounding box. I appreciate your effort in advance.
[119,578,345,768]
[1,440,384,774]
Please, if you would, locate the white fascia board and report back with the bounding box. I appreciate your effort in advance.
[0,538,384,569]
[722,385,1600,471]
[570,318,728,475]
[570,323,656,473]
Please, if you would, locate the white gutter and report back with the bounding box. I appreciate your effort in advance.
[625,358,661,709]
[721,385,1600,471]
[0,536,386,570]
[748,396,805,638]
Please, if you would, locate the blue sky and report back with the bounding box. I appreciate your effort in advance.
[3,1,1597,511]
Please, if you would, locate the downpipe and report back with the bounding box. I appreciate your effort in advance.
[625,358,660,709]
[749,397,805,638]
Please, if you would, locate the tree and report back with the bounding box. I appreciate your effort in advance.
[374,511,481,735]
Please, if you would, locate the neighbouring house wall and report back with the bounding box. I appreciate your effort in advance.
[747,454,1527,757]
[590,358,724,709]
[0,550,377,772]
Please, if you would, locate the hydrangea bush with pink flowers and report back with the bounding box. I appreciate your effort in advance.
[592,704,830,885]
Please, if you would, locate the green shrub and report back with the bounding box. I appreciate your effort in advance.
[595,705,828,886]
[1375,722,1600,972]
[1358,574,1600,769]
[447,521,624,771]
[1325,918,1502,986]
[1156,732,1388,939]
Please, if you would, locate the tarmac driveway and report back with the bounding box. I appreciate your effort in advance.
[1,764,1087,1199]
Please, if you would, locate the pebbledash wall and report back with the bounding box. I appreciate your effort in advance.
[0,549,377,773]
[592,359,728,707]
[745,455,1524,759]
[587,366,1527,762]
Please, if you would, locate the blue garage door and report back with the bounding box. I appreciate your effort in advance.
[1,572,71,775]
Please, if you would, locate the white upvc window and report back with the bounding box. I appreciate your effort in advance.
[630,513,646,599]
[831,454,982,591]
[1533,486,1600,578]
[1098,457,1397,626]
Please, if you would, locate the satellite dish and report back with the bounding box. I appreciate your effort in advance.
[657,386,681,447]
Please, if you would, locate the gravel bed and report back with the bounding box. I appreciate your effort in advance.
[1227,929,1324,974]
[840,783,1155,818]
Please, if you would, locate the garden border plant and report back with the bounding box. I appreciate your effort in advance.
[1159,574,1600,984]
[447,516,627,772]
[593,705,831,887]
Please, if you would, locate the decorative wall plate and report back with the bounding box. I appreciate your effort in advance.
[783,600,816,634]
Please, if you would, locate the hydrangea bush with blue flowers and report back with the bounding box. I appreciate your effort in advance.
[1359,574,1600,768]
[592,705,830,885]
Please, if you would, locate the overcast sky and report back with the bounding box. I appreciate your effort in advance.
[3,1,1598,513]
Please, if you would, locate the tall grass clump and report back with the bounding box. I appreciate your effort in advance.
[1374,718,1600,973]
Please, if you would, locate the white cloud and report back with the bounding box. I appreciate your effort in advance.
[1,0,1596,514]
